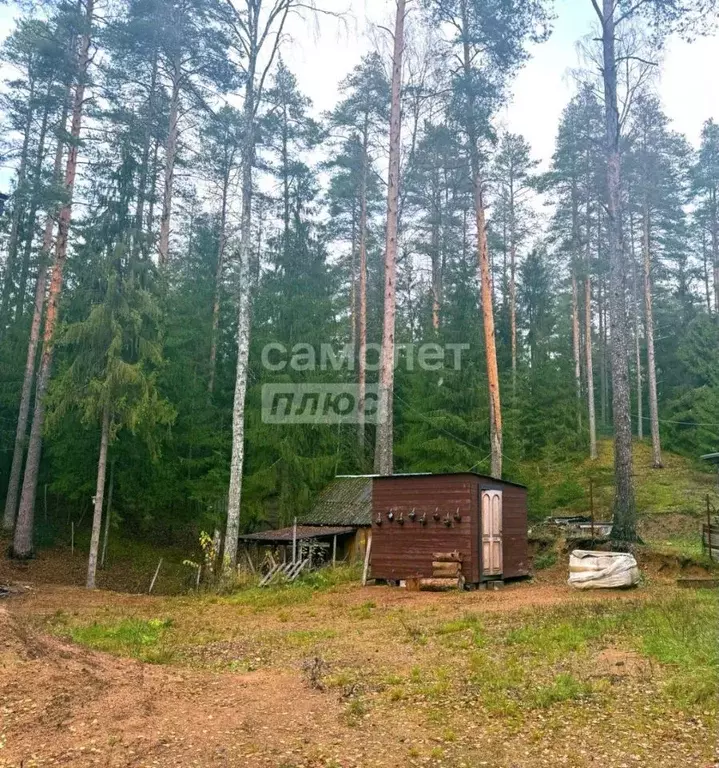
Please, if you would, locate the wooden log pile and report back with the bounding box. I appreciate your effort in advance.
[419,551,464,591]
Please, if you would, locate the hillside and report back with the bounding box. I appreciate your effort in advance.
[519,439,717,557]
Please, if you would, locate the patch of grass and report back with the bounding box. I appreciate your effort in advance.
[352,600,376,619]
[436,612,485,648]
[632,592,719,706]
[224,564,361,612]
[62,617,175,663]
[531,673,591,707]
[505,608,623,663]
[532,550,557,570]
[282,628,337,647]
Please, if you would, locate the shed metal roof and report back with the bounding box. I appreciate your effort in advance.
[300,476,373,527]
[239,525,355,543]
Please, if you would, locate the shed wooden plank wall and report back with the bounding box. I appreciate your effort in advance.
[499,485,529,578]
[370,476,474,582]
[370,473,529,584]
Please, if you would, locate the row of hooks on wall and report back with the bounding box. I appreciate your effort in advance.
[375,508,462,527]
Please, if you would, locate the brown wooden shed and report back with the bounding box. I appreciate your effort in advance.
[369,472,529,586]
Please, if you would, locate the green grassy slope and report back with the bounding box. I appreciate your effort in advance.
[517,439,717,522]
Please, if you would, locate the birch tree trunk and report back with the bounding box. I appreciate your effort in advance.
[87,405,110,589]
[460,0,502,478]
[12,1,94,558]
[0,75,36,327]
[642,206,662,468]
[2,101,68,534]
[158,71,181,266]
[224,49,258,567]
[599,0,636,541]
[357,118,369,455]
[374,0,405,476]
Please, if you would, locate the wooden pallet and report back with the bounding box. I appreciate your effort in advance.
[259,557,310,587]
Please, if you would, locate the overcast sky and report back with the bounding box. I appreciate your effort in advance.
[283,0,719,167]
[1,0,718,182]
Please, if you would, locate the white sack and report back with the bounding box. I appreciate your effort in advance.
[568,550,639,590]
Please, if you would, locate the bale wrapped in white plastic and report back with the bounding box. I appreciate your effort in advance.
[568,550,640,589]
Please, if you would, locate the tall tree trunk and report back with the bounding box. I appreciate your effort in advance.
[629,212,643,440]
[224,60,257,568]
[430,200,441,331]
[571,274,582,429]
[460,0,502,477]
[374,0,405,476]
[585,276,598,460]
[1,75,36,327]
[642,205,662,468]
[701,226,712,315]
[585,197,598,459]
[158,71,181,266]
[357,117,369,455]
[509,185,517,395]
[87,405,110,589]
[135,51,158,259]
[12,2,93,558]
[350,199,358,346]
[15,85,52,322]
[208,169,230,395]
[2,101,68,534]
[711,190,719,316]
[146,136,160,247]
[101,457,114,568]
[599,0,636,541]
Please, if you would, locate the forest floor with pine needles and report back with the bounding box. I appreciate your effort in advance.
[1,558,718,768]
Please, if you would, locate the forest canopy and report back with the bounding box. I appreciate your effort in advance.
[1,0,718,575]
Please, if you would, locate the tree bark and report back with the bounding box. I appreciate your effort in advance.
[374,0,405,476]
[599,0,636,541]
[509,181,517,393]
[711,188,718,314]
[208,166,230,395]
[12,1,93,558]
[2,102,68,534]
[0,75,36,327]
[15,84,52,322]
[585,196,598,459]
[101,457,114,569]
[629,212,643,441]
[642,205,662,468]
[571,274,582,429]
[158,70,181,266]
[87,405,110,589]
[135,50,158,260]
[460,0,502,478]
[357,116,369,455]
[224,19,262,566]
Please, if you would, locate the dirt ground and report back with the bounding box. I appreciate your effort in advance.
[1,558,718,768]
